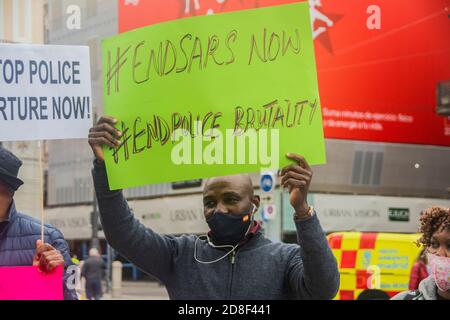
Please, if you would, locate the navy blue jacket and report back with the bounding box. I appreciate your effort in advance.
[0,201,78,300]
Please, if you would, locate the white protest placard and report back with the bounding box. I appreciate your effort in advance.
[0,44,92,141]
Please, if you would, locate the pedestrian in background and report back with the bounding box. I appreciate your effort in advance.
[81,248,105,300]
[71,253,80,266]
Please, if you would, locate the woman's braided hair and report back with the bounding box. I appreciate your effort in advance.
[417,206,450,247]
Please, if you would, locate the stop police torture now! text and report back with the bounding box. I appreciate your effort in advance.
[0,59,91,121]
[0,59,81,85]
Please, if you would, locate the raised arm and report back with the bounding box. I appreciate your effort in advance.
[280,153,339,299]
[89,116,178,283]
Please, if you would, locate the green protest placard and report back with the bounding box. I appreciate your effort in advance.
[102,2,326,190]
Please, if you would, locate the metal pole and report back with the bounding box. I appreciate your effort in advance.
[105,244,113,293]
[91,194,100,250]
[91,112,100,250]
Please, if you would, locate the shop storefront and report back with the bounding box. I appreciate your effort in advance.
[281,192,450,242]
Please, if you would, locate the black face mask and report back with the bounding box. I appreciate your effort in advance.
[206,204,256,246]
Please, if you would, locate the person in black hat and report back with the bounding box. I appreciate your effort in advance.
[0,146,78,300]
[0,148,24,191]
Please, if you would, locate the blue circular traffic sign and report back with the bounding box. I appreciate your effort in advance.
[260,174,274,193]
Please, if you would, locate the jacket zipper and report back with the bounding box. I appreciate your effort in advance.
[227,250,236,299]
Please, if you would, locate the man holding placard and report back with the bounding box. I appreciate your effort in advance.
[0,147,77,300]
[90,2,338,299]
[89,115,339,299]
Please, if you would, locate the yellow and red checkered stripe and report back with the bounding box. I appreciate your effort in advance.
[328,232,403,300]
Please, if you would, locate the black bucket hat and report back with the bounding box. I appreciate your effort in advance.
[0,146,24,191]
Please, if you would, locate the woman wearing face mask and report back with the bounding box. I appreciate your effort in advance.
[392,206,450,300]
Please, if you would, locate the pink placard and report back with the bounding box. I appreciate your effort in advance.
[0,265,64,300]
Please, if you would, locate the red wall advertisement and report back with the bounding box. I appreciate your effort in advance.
[118,0,450,146]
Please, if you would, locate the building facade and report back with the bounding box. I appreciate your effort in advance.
[42,1,450,255]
